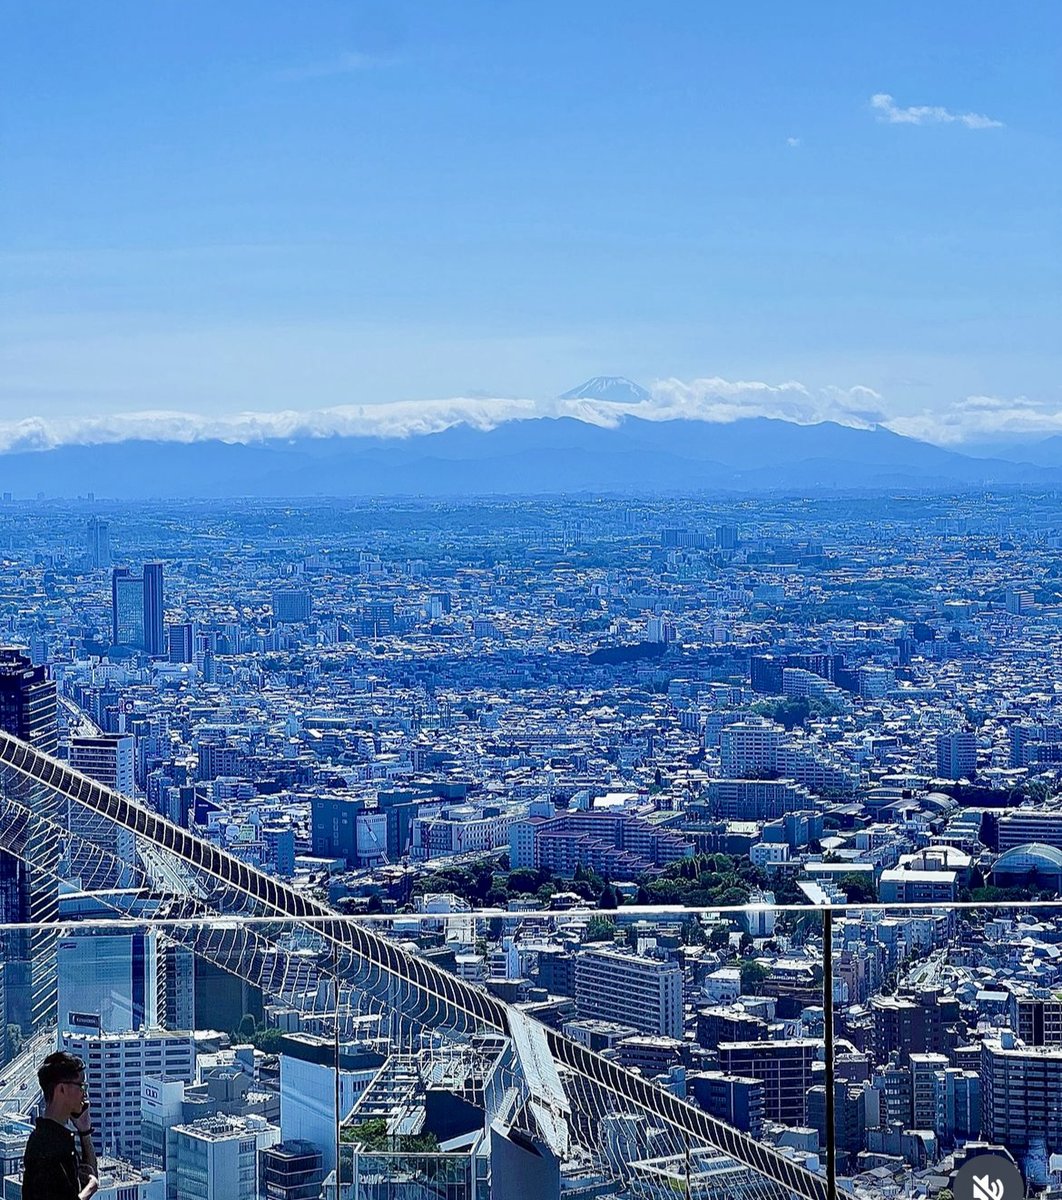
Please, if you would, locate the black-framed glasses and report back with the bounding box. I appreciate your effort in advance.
[60,1080,88,1093]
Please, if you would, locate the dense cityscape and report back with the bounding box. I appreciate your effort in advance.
[1,490,1062,1200]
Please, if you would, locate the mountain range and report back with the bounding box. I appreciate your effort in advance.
[1,378,1059,499]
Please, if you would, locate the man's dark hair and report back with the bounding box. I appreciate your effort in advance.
[37,1052,85,1103]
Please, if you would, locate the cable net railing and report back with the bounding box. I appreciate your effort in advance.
[0,730,828,1200]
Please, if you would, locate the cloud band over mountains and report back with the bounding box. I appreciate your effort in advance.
[0,378,1054,454]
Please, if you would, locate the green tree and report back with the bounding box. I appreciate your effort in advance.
[839,873,877,904]
[739,960,772,995]
[585,916,616,942]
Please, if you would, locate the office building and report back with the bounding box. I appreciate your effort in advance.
[143,562,165,656]
[0,649,59,1030]
[716,524,739,550]
[0,649,57,753]
[112,563,165,654]
[112,568,146,649]
[574,948,683,1039]
[61,1028,196,1163]
[159,942,196,1032]
[170,1114,280,1200]
[935,731,977,780]
[86,516,112,569]
[168,621,196,664]
[66,734,137,886]
[278,1035,384,1174]
[57,929,158,1035]
[273,590,313,623]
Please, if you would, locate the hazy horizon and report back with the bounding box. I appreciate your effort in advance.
[2,1,1060,453]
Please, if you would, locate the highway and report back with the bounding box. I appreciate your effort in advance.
[0,1028,55,1115]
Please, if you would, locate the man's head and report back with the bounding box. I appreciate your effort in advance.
[38,1052,88,1119]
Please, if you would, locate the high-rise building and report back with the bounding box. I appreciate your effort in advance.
[981,1033,1062,1155]
[935,731,977,780]
[0,648,59,1031]
[159,942,196,1032]
[942,1067,981,1142]
[716,524,739,550]
[0,649,57,753]
[56,930,158,1035]
[61,1027,196,1163]
[278,1035,383,1175]
[871,991,962,1063]
[112,568,146,649]
[66,734,137,885]
[807,1081,866,1160]
[86,516,112,569]
[720,719,782,777]
[69,734,135,795]
[112,563,165,654]
[272,590,313,623]
[1009,992,1062,1046]
[168,621,196,664]
[574,948,683,1039]
[715,1039,820,1125]
[909,1052,948,1134]
[143,562,165,656]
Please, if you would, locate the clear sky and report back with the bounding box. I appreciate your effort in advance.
[1,1,1059,445]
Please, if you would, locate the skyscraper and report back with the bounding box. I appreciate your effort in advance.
[111,563,165,654]
[57,929,158,1035]
[112,567,145,649]
[0,649,59,1030]
[0,649,58,753]
[85,516,111,569]
[143,562,165,656]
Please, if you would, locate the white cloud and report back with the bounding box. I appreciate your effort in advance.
[870,92,1003,129]
[885,395,1062,445]
[786,136,802,148]
[2,378,1057,453]
[0,379,889,453]
[276,51,388,81]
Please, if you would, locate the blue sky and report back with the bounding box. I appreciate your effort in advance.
[1,1,1059,446]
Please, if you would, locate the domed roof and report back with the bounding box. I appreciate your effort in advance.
[994,843,1062,871]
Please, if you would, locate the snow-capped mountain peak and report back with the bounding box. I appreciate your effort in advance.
[559,376,652,405]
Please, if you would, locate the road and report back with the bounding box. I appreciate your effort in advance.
[0,1029,55,1115]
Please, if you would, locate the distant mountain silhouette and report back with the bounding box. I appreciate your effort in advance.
[0,413,1055,499]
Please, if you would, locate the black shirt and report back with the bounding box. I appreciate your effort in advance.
[22,1117,80,1200]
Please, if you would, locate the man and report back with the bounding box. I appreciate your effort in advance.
[22,1051,98,1200]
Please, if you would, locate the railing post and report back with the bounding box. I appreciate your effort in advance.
[822,905,837,1200]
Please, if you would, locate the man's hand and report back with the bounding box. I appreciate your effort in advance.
[78,1174,99,1200]
[72,1102,92,1135]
